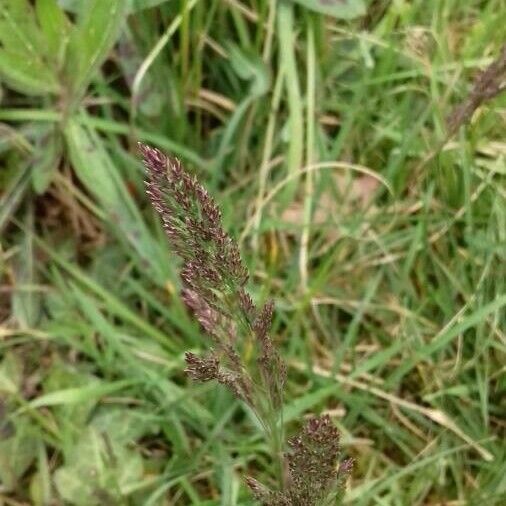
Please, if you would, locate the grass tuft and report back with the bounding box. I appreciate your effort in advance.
[0,0,505,504]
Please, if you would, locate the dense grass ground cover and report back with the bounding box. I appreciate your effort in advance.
[1,0,505,504]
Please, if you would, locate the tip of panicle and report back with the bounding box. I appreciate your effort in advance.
[137,142,150,157]
[138,143,167,174]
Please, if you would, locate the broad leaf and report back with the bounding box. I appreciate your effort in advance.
[0,420,38,491]
[0,0,58,94]
[35,0,72,67]
[290,0,366,19]
[41,362,102,428]
[227,43,270,97]
[0,49,59,95]
[0,352,23,395]
[58,0,170,14]
[64,0,126,105]
[54,427,144,505]
[128,0,171,11]
[91,407,159,445]
[64,118,171,283]
[0,0,45,53]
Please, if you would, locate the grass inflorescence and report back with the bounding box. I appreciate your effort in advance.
[141,143,351,504]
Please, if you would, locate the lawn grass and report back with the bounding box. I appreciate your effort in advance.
[0,0,505,504]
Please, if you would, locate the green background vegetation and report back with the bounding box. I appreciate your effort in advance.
[0,0,505,504]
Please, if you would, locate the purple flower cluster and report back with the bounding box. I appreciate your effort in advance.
[140,144,351,504]
[141,143,283,417]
